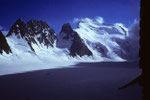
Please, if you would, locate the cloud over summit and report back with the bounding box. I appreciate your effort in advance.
[95,16,104,24]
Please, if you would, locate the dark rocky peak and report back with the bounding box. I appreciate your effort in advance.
[0,31,12,54]
[16,18,24,23]
[59,23,75,40]
[57,23,93,57]
[6,18,25,37]
[7,18,56,38]
[6,18,57,51]
[70,32,93,57]
[26,20,57,48]
[27,20,48,27]
[26,20,55,36]
[61,23,73,34]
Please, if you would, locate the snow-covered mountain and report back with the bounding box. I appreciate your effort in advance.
[74,18,139,61]
[0,19,77,75]
[0,17,139,75]
[56,18,139,61]
[6,18,57,51]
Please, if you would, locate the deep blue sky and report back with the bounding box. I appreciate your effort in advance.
[0,0,140,34]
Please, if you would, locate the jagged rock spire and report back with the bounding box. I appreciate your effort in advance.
[6,18,57,51]
[57,23,93,57]
[0,31,12,54]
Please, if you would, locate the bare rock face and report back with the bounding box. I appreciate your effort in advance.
[57,23,92,57]
[70,32,93,57]
[56,23,75,49]
[6,18,26,38]
[0,31,12,54]
[26,20,57,47]
[6,18,57,51]
[60,23,74,39]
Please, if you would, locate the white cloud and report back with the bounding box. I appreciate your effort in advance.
[73,16,104,25]
[73,18,80,24]
[95,16,104,24]
[128,20,139,37]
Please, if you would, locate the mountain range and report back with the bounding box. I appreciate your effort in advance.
[0,17,139,74]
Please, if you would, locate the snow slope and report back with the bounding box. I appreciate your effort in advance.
[0,31,107,76]
[0,33,77,75]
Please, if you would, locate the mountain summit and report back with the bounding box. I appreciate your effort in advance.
[74,18,139,60]
[6,18,57,52]
[57,23,92,57]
